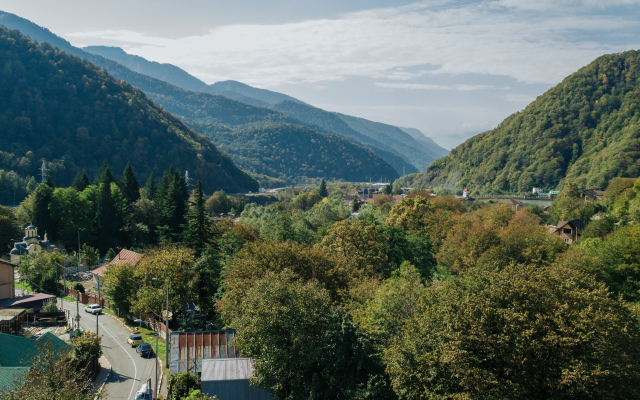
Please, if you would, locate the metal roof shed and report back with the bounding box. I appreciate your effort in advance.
[201,358,272,400]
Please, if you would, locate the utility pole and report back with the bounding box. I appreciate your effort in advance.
[77,229,81,274]
[165,283,169,368]
[76,292,80,330]
[96,276,100,335]
[155,321,158,400]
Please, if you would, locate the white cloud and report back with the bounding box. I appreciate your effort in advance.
[64,0,640,88]
[375,82,493,91]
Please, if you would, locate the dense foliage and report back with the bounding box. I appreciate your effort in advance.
[420,50,640,193]
[0,25,258,198]
[204,124,399,183]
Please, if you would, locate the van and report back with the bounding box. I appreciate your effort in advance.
[134,381,152,400]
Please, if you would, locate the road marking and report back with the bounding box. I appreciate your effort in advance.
[81,313,139,400]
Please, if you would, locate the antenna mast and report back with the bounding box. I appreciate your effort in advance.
[40,159,50,183]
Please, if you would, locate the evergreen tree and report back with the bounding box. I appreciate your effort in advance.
[183,181,212,257]
[71,171,90,192]
[155,166,187,240]
[94,160,115,185]
[94,183,117,254]
[319,179,328,198]
[383,181,393,195]
[351,196,360,213]
[104,248,116,260]
[32,183,55,237]
[45,175,54,188]
[143,173,157,200]
[119,162,140,204]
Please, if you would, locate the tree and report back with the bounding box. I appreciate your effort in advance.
[93,183,118,254]
[70,330,103,363]
[169,372,201,400]
[80,244,100,267]
[73,282,85,293]
[351,196,360,213]
[0,207,21,254]
[0,344,101,400]
[94,160,115,185]
[119,162,140,204]
[44,175,54,189]
[31,183,54,238]
[384,264,640,399]
[71,171,90,192]
[104,248,116,260]
[318,179,328,198]
[103,264,140,315]
[143,172,157,200]
[192,248,223,320]
[382,182,392,195]
[183,181,212,257]
[42,297,58,313]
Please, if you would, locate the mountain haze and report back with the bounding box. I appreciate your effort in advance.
[418,50,640,193]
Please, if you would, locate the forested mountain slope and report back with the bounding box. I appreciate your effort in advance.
[417,50,640,193]
[334,112,447,170]
[203,124,399,182]
[399,127,450,159]
[211,80,306,105]
[0,26,258,193]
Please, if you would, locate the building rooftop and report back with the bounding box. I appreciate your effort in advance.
[0,332,72,367]
[0,293,55,309]
[92,249,142,277]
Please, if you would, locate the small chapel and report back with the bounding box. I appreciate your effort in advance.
[10,225,52,264]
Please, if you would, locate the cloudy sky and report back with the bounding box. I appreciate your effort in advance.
[3,0,640,148]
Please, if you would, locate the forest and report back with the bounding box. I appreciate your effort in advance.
[192,123,400,184]
[5,167,640,399]
[420,50,640,194]
[0,25,258,198]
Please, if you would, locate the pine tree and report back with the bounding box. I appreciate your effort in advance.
[32,183,54,237]
[351,196,360,213]
[319,179,328,198]
[104,248,116,260]
[71,171,90,192]
[142,173,157,200]
[119,162,140,204]
[94,160,115,185]
[183,181,212,257]
[155,166,187,240]
[45,175,54,188]
[94,182,117,254]
[383,181,393,195]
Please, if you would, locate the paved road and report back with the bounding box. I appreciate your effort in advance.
[60,298,159,400]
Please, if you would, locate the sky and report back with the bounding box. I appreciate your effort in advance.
[2,0,640,149]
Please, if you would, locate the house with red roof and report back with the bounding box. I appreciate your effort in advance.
[91,249,142,288]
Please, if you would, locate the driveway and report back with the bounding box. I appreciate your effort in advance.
[60,298,160,400]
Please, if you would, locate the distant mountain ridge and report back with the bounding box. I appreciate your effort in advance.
[417,50,640,193]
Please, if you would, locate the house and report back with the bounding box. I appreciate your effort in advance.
[549,190,561,198]
[532,187,543,194]
[9,225,52,264]
[0,259,16,300]
[0,308,27,334]
[0,331,72,392]
[549,219,585,244]
[169,330,238,374]
[581,189,605,202]
[91,249,142,289]
[462,189,470,198]
[201,358,273,400]
[504,199,528,212]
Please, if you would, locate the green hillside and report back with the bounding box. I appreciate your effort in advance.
[196,124,400,182]
[0,26,258,194]
[418,50,640,193]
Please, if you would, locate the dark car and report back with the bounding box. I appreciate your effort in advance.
[136,343,153,358]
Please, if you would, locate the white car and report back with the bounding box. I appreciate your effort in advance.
[85,304,102,314]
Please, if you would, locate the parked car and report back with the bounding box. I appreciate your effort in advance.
[127,333,144,347]
[136,343,153,358]
[84,304,102,314]
[134,381,152,400]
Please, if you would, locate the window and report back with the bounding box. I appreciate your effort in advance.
[564,238,570,243]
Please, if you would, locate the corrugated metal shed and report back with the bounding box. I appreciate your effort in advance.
[169,330,238,373]
[201,358,273,400]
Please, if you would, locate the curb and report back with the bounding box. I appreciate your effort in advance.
[157,356,164,398]
[95,356,111,400]
[103,311,133,333]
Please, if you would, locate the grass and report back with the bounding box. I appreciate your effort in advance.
[14,280,32,291]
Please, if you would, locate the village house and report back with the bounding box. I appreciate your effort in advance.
[91,249,142,289]
[504,199,528,212]
[462,189,470,198]
[548,220,585,244]
[581,189,605,202]
[0,259,16,300]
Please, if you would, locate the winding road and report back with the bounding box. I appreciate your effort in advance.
[60,298,159,400]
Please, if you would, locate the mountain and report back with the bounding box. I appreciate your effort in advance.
[198,124,399,183]
[417,50,640,193]
[398,127,450,159]
[82,46,270,107]
[210,80,306,106]
[0,25,258,193]
[333,113,448,170]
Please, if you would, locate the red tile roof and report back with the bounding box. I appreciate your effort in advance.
[91,249,142,277]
